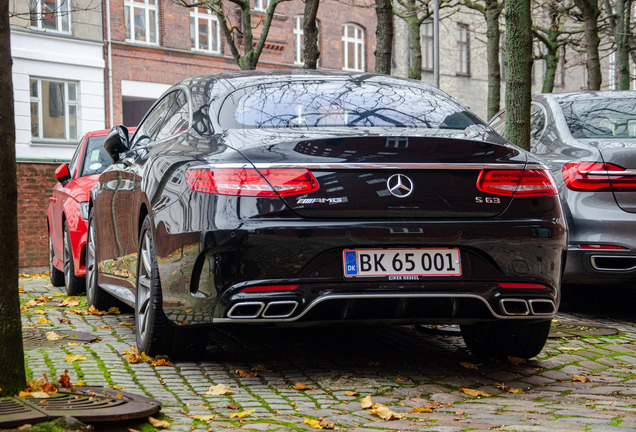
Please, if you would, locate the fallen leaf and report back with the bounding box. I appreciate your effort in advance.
[69,309,86,315]
[293,382,313,390]
[344,390,360,396]
[191,415,216,421]
[87,305,107,315]
[58,370,76,392]
[147,417,170,428]
[205,383,234,395]
[57,317,72,324]
[459,388,492,397]
[234,369,258,378]
[58,297,80,308]
[75,380,86,386]
[107,306,121,314]
[119,322,134,326]
[460,361,479,370]
[110,384,126,389]
[304,418,324,429]
[494,383,524,394]
[99,325,112,329]
[151,358,174,367]
[572,375,591,383]
[319,418,336,429]
[45,331,62,341]
[20,306,28,312]
[507,356,526,365]
[227,403,239,410]
[360,395,373,409]
[34,310,47,315]
[64,354,87,362]
[413,407,434,413]
[370,403,404,421]
[228,409,255,419]
[252,364,268,372]
[30,391,51,398]
[68,342,83,346]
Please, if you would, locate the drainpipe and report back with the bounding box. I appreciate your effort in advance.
[433,0,439,88]
[106,0,114,128]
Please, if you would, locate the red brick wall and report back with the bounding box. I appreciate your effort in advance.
[17,162,58,268]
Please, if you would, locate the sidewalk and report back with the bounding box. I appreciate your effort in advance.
[13,273,636,431]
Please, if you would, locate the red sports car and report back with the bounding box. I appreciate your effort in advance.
[48,128,134,294]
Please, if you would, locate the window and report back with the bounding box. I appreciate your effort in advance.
[422,21,433,71]
[29,0,70,33]
[555,47,566,87]
[30,78,78,141]
[294,16,304,65]
[190,7,220,53]
[631,62,636,91]
[609,51,616,90]
[132,91,189,147]
[254,0,269,12]
[342,23,364,72]
[456,23,470,75]
[124,0,159,44]
[530,103,547,151]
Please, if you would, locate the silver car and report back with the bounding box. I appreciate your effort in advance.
[490,91,636,287]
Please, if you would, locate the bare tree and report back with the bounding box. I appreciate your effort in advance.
[461,0,504,119]
[375,0,394,74]
[177,0,291,70]
[614,0,633,89]
[0,0,27,397]
[303,0,320,69]
[505,0,532,150]
[573,0,603,89]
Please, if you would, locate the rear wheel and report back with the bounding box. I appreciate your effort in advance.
[136,216,209,359]
[48,232,64,287]
[63,222,84,295]
[460,319,552,359]
[86,208,113,310]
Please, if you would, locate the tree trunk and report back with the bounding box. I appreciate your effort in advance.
[573,0,602,90]
[541,48,558,93]
[615,0,632,90]
[374,0,394,74]
[303,0,320,69]
[0,0,27,397]
[407,0,422,80]
[505,0,532,151]
[485,0,502,119]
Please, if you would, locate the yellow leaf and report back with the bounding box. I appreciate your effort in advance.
[19,391,32,397]
[360,395,373,409]
[67,342,83,346]
[75,380,86,386]
[99,325,112,329]
[413,407,434,413]
[460,361,479,371]
[33,310,47,315]
[228,409,255,419]
[109,384,126,389]
[234,369,258,377]
[370,403,404,421]
[20,306,28,312]
[191,415,216,421]
[107,306,121,314]
[118,322,134,326]
[304,418,324,429]
[38,317,52,324]
[293,382,313,390]
[459,388,492,397]
[30,391,50,399]
[494,383,524,394]
[45,331,62,341]
[205,384,234,395]
[65,355,87,362]
[147,417,170,428]
[53,291,66,296]
[151,359,174,367]
[344,390,360,396]
[507,356,526,365]
[572,375,591,383]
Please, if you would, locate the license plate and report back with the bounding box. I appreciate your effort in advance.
[343,248,462,278]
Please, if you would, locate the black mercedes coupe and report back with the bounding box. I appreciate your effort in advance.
[88,71,567,359]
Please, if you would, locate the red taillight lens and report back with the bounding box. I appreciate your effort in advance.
[498,283,548,289]
[580,244,627,250]
[562,162,636,191]
[185,168,319,197]
[477,169,557,197]
[241,285,299,292]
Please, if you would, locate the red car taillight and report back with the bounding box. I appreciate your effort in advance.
[185,167,319,197]
[562,162,636,191]
[476,169,557,197]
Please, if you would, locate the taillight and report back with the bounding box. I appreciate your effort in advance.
[241,285,299,292]
[185,168,319,197]
[477,169,557,197]
[580,244,627,250]
[498,282,548,289]
[562,162,636,191]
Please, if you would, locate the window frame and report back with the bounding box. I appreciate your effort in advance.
[190,7,221,53]
[342,23,365,72]
[29,0,71,33]
[294,16,304,65]
[456,23,470,76]
[29,77,79,143]
[421,21,434,71]
[254,0,269,12]
[124,0,159,45]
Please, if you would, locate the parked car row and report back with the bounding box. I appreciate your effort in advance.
[47,71,633,361]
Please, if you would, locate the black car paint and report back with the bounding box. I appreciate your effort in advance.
[91,72,566,329]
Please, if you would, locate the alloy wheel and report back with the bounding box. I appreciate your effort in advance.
[136,230,153,344]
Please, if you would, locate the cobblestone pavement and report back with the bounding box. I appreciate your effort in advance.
[15,275,636,431]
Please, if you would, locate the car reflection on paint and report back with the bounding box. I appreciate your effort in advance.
[490,91,636,288]
[87,71,567,360]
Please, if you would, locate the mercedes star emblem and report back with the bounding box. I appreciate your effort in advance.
[387,174,414,198]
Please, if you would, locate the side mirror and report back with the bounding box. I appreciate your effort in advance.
[54,163,71,185]
[104,125,130,163]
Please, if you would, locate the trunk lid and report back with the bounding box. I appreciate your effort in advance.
[598,141,636,213]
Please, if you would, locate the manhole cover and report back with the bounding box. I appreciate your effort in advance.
[549,322,619,338]
[22,327,98,348]
[0,387,161,428]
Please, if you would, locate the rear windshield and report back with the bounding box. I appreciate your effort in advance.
[79,136,110,177]
[560,98,636,138]
[222,80,485,130]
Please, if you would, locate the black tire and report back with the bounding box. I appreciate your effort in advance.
[63,222,85,295]
[48,231,65,287]
[460,319,552,359]
[136,216,209,359]
[86,208,113,310]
